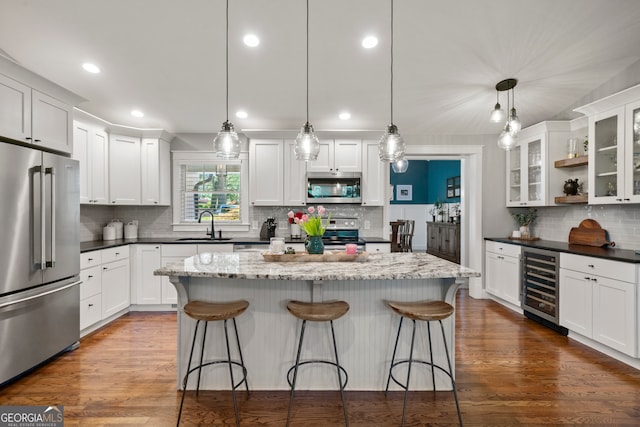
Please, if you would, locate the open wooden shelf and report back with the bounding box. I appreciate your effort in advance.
[554,194,588,204]
[554,156,588,168]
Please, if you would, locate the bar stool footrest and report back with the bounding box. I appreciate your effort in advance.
[183,360,248,391]
[388,359,455,391]
[286,360,349,390]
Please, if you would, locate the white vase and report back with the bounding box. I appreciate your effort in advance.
[519,225,530,239]
[290,223,301,239]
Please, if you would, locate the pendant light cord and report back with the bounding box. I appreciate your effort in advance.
[390,0,394,124]
[306,0,310,123]
[225,0,229,122]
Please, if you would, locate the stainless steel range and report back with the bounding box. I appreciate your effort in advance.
[323,218,364,251]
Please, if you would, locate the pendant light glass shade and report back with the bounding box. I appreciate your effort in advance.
[213,0,240,159]
[294,122,320,161]
[379,124,405,162]
[508,107,521,134]
[489,90,505,123]
[497,123,517,150]
[295,0,320,161]
[391,157,409,173]
[214,120,240,159]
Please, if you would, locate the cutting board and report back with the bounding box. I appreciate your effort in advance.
[568,219,615,247]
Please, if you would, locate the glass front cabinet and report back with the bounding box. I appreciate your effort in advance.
[506,133,547,207]
[578,85,640,205]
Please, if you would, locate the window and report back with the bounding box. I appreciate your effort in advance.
[172,152,248,231]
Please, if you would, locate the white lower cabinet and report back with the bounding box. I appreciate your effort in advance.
[79,246,130,334]
[101,246,131,319]
[365,243,391,253]
[485,241,521,308]
[559,253,637,357]
[132,244,163,305]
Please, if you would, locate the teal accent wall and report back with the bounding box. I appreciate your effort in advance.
[390,160,460,204]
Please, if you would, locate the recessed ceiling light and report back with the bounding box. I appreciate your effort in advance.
[339,112,351,120]
[236,111,248,119]
[82,63,101,73]
[362,36,378,49]
[243,34,260,47]
[131,110,144,118]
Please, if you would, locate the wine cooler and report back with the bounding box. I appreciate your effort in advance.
[521,248,567,335]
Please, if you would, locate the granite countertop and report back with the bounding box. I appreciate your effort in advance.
[81,237,391,253]
[485,237,640,264]
[153,252,481,281]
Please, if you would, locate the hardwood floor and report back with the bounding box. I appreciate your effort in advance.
[1,291,639,426]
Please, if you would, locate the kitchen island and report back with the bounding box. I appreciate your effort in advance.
[155,252,480,391]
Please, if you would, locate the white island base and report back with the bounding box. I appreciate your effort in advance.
[169,275,468,391]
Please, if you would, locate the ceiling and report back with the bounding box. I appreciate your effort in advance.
[2,0,640,137]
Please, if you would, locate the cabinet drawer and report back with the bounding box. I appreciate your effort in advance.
[101,245,130,264]
[80,265,102,300]
[162,244,198,257]
[486,241,521,258]
[560,253,635,283]
[80,294,102,330]
[81,251,102,269]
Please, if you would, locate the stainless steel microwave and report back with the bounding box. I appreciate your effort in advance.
[306,172,362,204]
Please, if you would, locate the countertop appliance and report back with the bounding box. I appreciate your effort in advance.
[521,247,567,335]
[0,140,81,386]
[306,172,362,204]
[322,218,364,251]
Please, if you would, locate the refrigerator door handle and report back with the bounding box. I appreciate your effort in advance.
[0,280,81,310]
[46,166,56,268]
[35,165,46,270]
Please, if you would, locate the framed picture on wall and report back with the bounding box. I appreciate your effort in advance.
[447,176,460,198]
[396,184,413,201]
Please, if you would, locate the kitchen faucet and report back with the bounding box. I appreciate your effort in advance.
[198,210,218,240]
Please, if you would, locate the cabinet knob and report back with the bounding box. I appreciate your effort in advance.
[112,201,116,204]
[88,303,94,307]
[591,278,597,282]
[88,275,93,279]
[154,201,158,204]
[115,252,120,255]
[34,139,41,143]
[587,264,594,268]
[25,137,32,141]
[103,267,108,270]
[88,258,93,261]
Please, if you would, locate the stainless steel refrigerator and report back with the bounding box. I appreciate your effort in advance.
[0,140,81,386]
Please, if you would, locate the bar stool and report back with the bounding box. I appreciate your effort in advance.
[385,300,462,426]
[177,300,250,427]
[286,300,350,427]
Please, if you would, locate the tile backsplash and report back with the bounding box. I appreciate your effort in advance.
[80,204,384,242]
[529,204,640,250]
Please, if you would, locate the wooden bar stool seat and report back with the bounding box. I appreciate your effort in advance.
[286,300,350,426]
[385,299,462,426]
[177,299,250,427]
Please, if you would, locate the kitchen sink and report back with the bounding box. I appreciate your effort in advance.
[176,237,233,241]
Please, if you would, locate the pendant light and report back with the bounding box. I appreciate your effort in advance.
[493,78,519,151]
[213,0,240,159]
[391,158,409,173]
[294,0,320,161]
[378,0,405,163]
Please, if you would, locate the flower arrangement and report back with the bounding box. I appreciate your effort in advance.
[511,208,538,227]
[288,211,303,224]
[289,205,331,236]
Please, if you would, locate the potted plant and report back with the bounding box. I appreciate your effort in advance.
[511,208,537,239]
[291,206,331,254]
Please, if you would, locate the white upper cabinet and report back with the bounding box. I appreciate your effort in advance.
[506,132,547,207]
[0,73,31,142]
[141,137,171,206]
[284,139,307,206]
[361,140,386,206]
[0,73,73,154]
[31,89,73,153]
[307,140,361,173]
[575,84,640,204]
[109,134,141,205]
[249,139,284,205]
[73,121,109,204]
